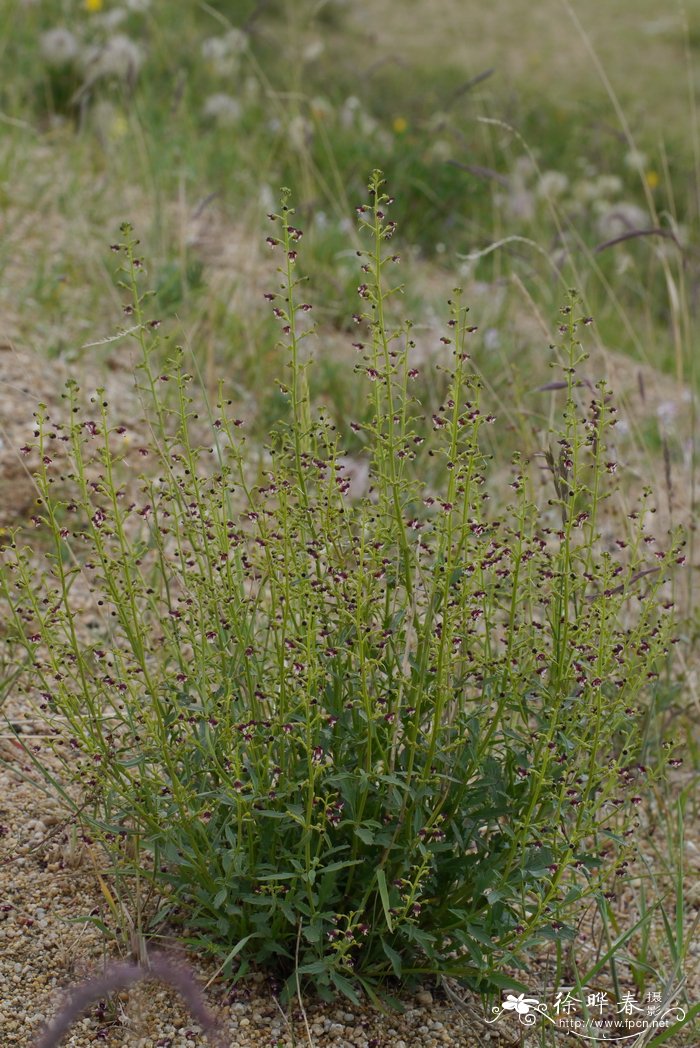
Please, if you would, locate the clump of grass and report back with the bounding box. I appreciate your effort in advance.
[1,173,683,1003]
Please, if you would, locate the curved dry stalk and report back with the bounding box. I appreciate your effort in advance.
[34,952,225,1048]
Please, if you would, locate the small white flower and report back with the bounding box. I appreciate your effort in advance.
[537,171,569,199]
[596,201,649,239]
[202,93,242,126]
[513,154,537,181]
[501,188,535,222]
[221,28,248,54]
[82,34,144,81]
[309,96,333,121]
[595,174,622,197]
[340,95,361,128]
[201,36,225,62]
[201,36,232,76]
[125,0,151,10]
[287,114,311,150]
[656,400,677,428]
[427,109,449,131]
[624,149,647,172]
[99,9,128,31]
[201,28,247,76]
[303,38,324,62]
[359,112,378,137]
[483,328,501,351]
[40,27,80,68]
[427,138,451,163]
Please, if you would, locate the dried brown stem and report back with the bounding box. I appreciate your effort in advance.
[34,952,225,1048]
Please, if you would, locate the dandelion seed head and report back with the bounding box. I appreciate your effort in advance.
[537,170,569,199]
[624,149,647,172]
[40,27,80,68]
[82,34,144,80]
[202,93,242,126]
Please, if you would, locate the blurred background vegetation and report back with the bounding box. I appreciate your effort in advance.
[2,0,698,396]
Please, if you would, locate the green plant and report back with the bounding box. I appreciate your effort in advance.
[1,174,683,1003]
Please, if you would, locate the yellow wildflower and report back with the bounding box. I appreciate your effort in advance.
[392,116,408,135]
[84,0,103,12]
[645,170,660,190]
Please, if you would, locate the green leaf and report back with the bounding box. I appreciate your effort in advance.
[376,868,393,932]
[297,959,330,976]
[381,939,403,978]
[354,826,375,845]
[303,921,323,944]
[257,808,299,820]
[402,923,434,949]
[322,858,362,874]
[68,915,113,938]
[116,755,146,768]
[481,971,531,994]
[209,934,255,974]
[460,922,493,947]
[330,970,361,1004]
[280,900,296,925]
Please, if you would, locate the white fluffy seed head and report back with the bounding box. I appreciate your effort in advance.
[40,27,80,68]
